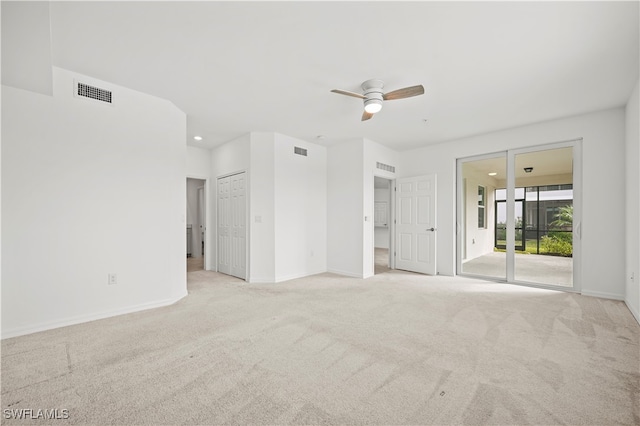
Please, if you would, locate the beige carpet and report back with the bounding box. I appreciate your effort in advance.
[375,247,390,275]
[2,268,639,425]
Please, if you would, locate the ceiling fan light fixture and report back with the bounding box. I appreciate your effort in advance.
[364,99,382,114]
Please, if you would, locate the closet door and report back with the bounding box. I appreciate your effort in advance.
[229,173,246,279]
[217,176,231,275]
[217,172,247,279]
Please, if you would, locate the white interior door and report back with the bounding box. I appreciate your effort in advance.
[395,174,437,275]
[217,172,246,279]
[229,173,246,279]
[217,177,231,275]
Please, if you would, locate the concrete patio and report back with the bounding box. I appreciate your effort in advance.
[461,251,573,287]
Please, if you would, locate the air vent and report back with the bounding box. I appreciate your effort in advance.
[294,146,308,157]
[376,161,395,173]
[76,82,112,104]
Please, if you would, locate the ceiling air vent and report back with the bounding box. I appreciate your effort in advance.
[376,161,395,173]
[294,146,308,157]
[76,82,112,104]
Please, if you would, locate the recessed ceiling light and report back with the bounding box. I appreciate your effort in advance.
[193,136,203,141]
[488,172,497,176]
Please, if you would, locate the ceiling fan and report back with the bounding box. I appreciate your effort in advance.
[331,79,425,121]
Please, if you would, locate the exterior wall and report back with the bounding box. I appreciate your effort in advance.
[462,167,498,261]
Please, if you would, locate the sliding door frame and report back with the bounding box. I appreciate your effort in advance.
[457,139,582,292]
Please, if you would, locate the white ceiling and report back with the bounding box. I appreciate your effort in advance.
[35,2,640,150]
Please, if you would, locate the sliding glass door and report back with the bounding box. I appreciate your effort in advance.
[457,141,581,291]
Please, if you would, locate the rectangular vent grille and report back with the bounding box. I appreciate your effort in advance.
[376,162,396,173]
[77,82,112,104]
[294,146,308,156]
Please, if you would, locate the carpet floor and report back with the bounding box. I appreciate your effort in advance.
[1,267,639,425]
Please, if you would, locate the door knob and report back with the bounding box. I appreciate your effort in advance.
[427,227,436,231]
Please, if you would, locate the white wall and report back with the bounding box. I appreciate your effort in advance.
[274,134,327,282]
[327,139,364,277]
[1,1,53,96]
[209,132,326,283]
[248,132,276,283]
[1,67,187,338]
[186,145,211,179]
[625,79,640,323]
[326,138,399,278]
[400,108,626,300]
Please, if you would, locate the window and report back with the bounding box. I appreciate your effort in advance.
[478,186,486,228]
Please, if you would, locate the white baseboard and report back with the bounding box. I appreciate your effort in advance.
[327,268,364,279]
[275,269,327,283]
[624,299,640,325]
[580,289,625,301]
[1,291,188,340]
[247,276,274,284]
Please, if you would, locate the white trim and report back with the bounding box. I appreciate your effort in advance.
[506,150,515,282]
[1,291,188,340]
[327,268,364,279]
[581,290,625,301]
[187,175,210,271]
[372,174,396,275]
[624,300,640,325]
[247,277,275,284]
[275,270,327,283]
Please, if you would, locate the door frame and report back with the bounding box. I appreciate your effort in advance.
[456,139,582,292]
[372,175,396,274]
[187,175,209,270]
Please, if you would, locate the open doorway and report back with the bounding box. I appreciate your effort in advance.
[374,176,393,274]
[187,177,206,272]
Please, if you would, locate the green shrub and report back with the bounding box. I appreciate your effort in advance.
[540,235,572,257]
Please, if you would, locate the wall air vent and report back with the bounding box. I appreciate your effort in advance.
[294,146,308,157]
[376,162,395,173]
[76,82,112,104]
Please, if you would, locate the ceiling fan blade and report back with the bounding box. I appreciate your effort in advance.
[361,110,374,121]
[331,89,366,99]
[383,85,425,101]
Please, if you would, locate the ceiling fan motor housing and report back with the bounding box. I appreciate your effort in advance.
[362,79,384,113]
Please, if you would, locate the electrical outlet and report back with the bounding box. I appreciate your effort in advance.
[108,273,117,285]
